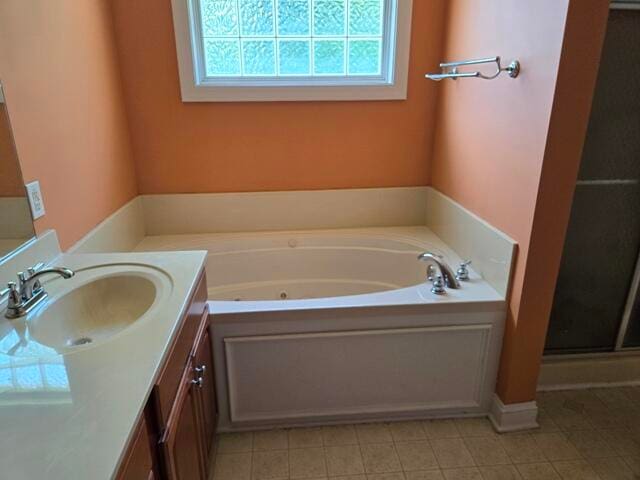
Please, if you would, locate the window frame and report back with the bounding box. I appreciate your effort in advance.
[171,0,414,102]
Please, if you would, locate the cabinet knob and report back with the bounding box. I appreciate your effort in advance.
[191,376,204,388]
[191,364,206,388]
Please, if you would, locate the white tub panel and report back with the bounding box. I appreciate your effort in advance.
[224,325,491,425]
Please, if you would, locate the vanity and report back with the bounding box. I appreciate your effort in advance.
[0,248,214,479]
[117,265,214,480]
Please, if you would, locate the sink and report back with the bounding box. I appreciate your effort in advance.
[28,273,159,351]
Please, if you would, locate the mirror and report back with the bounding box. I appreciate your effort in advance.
[0,82,35,260]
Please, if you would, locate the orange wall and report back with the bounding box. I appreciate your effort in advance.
[0,0,137,249]
[110,0,446,194]
[0,109,24,198]
[432,0,609,403]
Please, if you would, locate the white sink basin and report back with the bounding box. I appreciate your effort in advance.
[0,263,173,356]
[0,263,172,355]
[28,274,158,350]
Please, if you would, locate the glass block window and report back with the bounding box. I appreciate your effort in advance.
[197,0,390,78]
[173,0,411,101]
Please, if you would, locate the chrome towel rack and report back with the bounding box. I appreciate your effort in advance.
[425,56,520,81]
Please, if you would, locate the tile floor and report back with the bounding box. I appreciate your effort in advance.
[211,386,640,480]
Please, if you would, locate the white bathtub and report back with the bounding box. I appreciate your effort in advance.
[135,226,509,430]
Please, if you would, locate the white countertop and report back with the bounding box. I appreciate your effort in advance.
[0,250,207,479]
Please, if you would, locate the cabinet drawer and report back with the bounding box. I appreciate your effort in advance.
[154,272,208,429]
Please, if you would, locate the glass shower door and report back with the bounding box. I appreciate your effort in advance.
[545,7,640,354]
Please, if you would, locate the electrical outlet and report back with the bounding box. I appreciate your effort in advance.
[25,181,46,220]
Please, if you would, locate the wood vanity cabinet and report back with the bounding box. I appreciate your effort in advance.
[159,358,207,480]
[116,414,156,480]
[117,271,217,480]
[193,323,216,470]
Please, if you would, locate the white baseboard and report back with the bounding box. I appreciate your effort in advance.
[69,197,145,254]
[488,394,539,433]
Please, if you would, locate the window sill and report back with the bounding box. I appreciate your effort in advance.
[178,82,408,102]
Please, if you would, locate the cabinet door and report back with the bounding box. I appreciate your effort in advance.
[193,318,217,464]
[116,415,156,480]
[160,361,207,480]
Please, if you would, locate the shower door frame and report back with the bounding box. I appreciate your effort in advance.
[615,254,640,350]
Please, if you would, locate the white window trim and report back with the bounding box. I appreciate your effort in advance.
[171,0,413,102]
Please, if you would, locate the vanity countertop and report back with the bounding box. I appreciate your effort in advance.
[0,250,207,479]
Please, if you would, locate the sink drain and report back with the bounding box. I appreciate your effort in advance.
[66,337,93,347]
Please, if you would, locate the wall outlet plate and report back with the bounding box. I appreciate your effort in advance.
[25,181,46,220]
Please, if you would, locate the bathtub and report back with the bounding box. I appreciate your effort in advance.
[135,226,508,430]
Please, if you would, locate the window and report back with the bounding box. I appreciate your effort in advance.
[172,0,413,101]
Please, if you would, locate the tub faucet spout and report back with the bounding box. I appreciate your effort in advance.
[418,252,461,289]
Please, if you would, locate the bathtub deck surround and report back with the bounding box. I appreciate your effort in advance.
[70,186,515,299]
[140,186,431,236]
[135,227,508,308]
[135,226,515,431]
[0,239,208,478]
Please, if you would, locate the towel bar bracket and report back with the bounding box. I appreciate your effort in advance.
[425,56,520,82]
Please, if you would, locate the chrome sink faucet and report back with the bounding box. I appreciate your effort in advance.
[1,263,74,319]
[418,252,461,292]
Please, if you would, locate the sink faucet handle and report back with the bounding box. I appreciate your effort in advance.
[27,266,43,293]
[1,282,21,308]
[30,262,46,272]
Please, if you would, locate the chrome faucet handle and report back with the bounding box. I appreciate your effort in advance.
[431,275,446,295]
[0,284,11,301]
[1,282,21,309]
[30,262,46,272]
[27,266,44,293]
[17,272,28,296]
[456,260,472,281]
